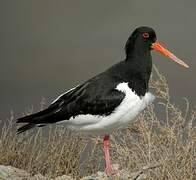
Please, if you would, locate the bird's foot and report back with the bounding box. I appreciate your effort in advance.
[105,164,119,176]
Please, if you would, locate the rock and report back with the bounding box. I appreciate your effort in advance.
[54,175,74,180]
[0,165,30,179]
[81,171,108,180]
[0,164,141,180]
[0,165,75,180]
[29,173,49,180]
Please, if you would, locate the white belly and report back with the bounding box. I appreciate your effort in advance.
[64,83,155,134]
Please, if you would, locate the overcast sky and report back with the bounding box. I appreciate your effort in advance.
[0,0,195,119]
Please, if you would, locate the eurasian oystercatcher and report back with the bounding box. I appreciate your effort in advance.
[17,26,189,174]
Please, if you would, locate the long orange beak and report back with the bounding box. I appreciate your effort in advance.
[151,42,189,68]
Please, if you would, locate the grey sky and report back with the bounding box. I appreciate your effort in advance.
[0,0,195,119]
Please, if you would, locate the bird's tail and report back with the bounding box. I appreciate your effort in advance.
[17,123,36,134]
[16,104,62,134]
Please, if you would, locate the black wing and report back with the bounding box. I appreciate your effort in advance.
[17,76,125,133]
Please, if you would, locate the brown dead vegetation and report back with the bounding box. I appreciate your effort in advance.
[0,66,195,179]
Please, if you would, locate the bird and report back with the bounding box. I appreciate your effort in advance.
[16,26,189,174]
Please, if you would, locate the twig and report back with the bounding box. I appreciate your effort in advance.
[130,162,162,180]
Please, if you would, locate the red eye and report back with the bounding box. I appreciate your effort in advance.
[142,32,149,39]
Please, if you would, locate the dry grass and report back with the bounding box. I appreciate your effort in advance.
[0,66,195,179]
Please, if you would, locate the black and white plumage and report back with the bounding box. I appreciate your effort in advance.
[17,27,156,134]
[16,25,189,135]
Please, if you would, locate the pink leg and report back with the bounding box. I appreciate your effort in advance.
[103,135,113,174]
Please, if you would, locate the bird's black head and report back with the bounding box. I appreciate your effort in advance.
[125,26,189,68]
[125,26,157,56]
